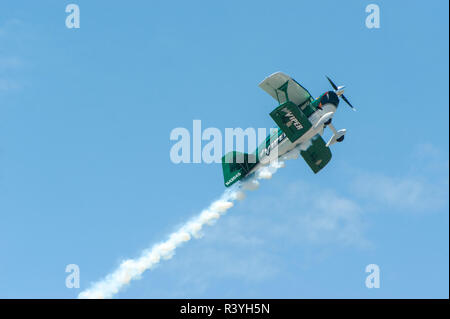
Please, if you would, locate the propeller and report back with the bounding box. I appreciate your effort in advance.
[326,76,356,111]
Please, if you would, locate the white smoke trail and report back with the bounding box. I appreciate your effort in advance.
[78,187,242,299]
[78,144,307,299]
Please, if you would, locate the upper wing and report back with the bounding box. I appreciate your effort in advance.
[259,72,313,106]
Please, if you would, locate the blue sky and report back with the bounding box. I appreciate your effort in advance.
[0,0,448,298]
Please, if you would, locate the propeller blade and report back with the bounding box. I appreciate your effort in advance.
[341,95,356,111]
[326,76,338,90]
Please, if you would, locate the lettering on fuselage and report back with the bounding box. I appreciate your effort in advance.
[262,132,287,156]
[284,110,303,130]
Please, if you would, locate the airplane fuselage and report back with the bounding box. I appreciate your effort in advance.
[247,91,339,175]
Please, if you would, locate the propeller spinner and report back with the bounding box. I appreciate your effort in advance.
[326,76,356,111]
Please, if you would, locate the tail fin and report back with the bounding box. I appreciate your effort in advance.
[221,151,258,187]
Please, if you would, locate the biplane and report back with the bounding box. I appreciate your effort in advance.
[222,72,355,187]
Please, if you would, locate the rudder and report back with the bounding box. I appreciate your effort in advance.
[221,151,258,187]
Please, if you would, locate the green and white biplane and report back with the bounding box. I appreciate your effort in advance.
[222,72,355,187]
